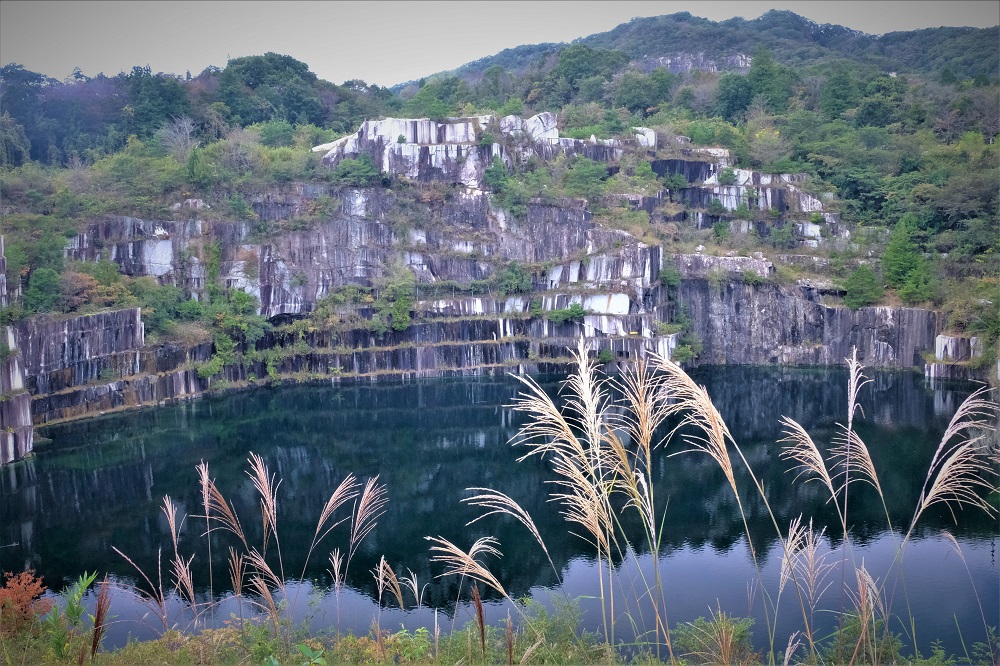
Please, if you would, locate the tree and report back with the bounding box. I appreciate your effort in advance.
[563,158,608,201]
[898,256,938,304]
[746,48,794,113]
[153,116,198,162]
[882,220,920,288]
[497,261,532,295]
[24,268,62,313]
[0,112,31,168]
[820,67,859,119]
[714,73,753,122]
[331,153,380,187]
[843,265,883,309]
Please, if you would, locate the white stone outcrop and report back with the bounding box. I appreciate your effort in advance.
[313,113,657,189]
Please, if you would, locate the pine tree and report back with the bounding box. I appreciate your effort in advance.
[843,265,883,309]
[898,256,938,304]
[882,221,919,289]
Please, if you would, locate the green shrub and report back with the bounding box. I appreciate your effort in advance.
[563,157,608,201]
[659,264,681,287]
[843,264,884,309]
[673,612,755,664]
[496,261,533,295]
[718,167,737,185]
[330,154,380,187]
[547,302,586,325]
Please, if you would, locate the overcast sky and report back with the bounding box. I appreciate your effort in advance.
[2,1,998,86]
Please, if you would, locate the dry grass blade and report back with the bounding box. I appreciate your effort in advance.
[509,373,588,463]
[779,516,807,595]
[161,495,184,556]
[371,556,404,609]
[248,574,280,631]
[519,638,544,665]
[783,631,802,666]
[328,549,344,590]
[301,474,361,580]
[112,546,167,631]
[426,535,508,599]
[349,477,389,564]
[400,568,424,609]
[471,582,486,657]
[313,474,361,543]
[830,425,884,498]
[652,352,738,495]
[245,548,284,594]
[681,605,754,666]
[247,452,281,547]
[780,517,833,613]
[844,348,872,428]
[196,461,214,599]
[779,416,837,503]
[170,552,198,611]
[90,576,111,659]
[463,487,558,580]
[228,547,244,597]
[909,387,998,534]
[202,475,247,548]
[613,358,671,466]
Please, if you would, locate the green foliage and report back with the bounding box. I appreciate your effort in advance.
[0,112,31,168]
[42,571,97,660]
[712,219,731,241]
[547,302,586,325]
[820,67,860,119]
[228,194,257,220]
[898,256,939,304]
[659,264,681,287]
[843,264,884,309]
[496,261,533,295]
[562,157,608,201]
[823,614,903,665]
[23,267,62,313]
[596,348,615,363]
[128,277,186,335]
[769,223,796,250]
[718,167,737,185]
[330,154,380,187]
[257,120,296,147]
[883,219,920,289]
[673,612,755,664]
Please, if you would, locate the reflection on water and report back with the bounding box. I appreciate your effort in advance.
[0,367,995,656]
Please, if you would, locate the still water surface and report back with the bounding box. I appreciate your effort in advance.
[1,367,996,656]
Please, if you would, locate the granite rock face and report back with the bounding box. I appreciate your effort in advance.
[924,334,993,384]
[314,113,656,189]
[0,237,33,464]
[677,277,939,368]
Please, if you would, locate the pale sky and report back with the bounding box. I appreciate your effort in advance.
[2,1,998,86]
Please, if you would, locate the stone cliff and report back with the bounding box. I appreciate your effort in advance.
[1,115,974,463]
[0,237,33,464]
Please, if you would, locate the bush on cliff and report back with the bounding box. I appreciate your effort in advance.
[843,265,883,309]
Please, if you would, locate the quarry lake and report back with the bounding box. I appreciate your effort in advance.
[2,367,996,657]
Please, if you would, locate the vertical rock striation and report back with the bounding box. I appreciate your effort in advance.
[0,237,33,464]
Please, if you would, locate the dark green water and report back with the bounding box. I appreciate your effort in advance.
[1,367,996,657]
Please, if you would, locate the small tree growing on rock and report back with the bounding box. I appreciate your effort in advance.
[843,264,883,309]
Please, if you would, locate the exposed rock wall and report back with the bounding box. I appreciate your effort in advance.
[924,334,993,384]
[0,237,33,464]
[678,278,939,367]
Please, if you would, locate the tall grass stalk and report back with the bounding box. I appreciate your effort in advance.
[651,350,815,661]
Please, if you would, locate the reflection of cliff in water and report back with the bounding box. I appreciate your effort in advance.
[0,368,990,605]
